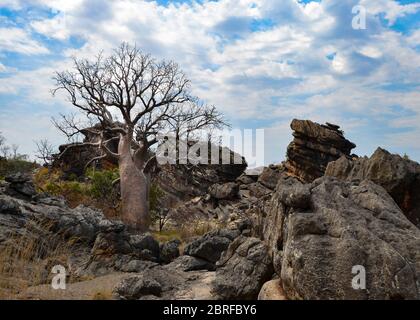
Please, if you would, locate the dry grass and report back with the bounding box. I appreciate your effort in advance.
[0,217,77,300]
[153,219,226,254]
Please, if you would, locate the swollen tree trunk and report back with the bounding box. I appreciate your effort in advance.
[118,132,150,231]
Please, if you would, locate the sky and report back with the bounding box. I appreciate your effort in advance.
[0,0,419,166]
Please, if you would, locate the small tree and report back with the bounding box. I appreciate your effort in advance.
[53,43,226,231]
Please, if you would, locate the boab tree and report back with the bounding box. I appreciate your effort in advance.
[53,43,226,231]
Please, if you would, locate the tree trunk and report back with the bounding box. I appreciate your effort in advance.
[118,133,150,231]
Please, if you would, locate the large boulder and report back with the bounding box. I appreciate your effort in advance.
[211,236,273,300]
[209,182,239,200]
[160,239,181,264]
[284,119,356,183]
[326,147,420,228]
[184,229,240,269]
[265,175,420,300]
[113,275,162,300]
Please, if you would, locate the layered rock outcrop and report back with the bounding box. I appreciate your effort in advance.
[284,119,356,182]
[326,147,420,228]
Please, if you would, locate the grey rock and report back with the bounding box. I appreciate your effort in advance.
[246,182,273,198]
[184,228,240,265]
[326,147,420,227]
[114,275,162,300]
[266,176,420,300]
[236,174,257,185]
[5,173,36,199]
[114,265,216,300]
[212,236,273,300]
[91,232,131,256]
[167,255,215,272]
[257,167,283,190]
[129,233,160,259]
[276,174,311,209]
[160,239,181,264]
[0,195,21,215]
[209,182,239,200]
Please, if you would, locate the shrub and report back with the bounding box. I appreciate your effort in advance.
[0,157,38,180]
[149,183,165,213]
[86,168,119,202]
[149,184,168,231]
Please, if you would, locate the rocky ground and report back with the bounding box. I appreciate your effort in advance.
[0,119,419,300]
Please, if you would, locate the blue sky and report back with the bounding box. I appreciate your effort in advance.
[0,0,419,165]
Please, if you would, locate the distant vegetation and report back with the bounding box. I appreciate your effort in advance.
[0,132,38,179]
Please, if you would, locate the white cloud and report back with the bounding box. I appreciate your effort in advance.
[0,0,21,9]
[0,27,49,54]
[358,46,383,59]
[360,0,420,25]
[0,0,420,163]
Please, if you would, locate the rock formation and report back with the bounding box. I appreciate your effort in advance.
[2,118,420,300]
[184,229,241,270]
[263,175,420,300]
[326,147,420,228]
[284,119,356,182]
[211,236,273,300]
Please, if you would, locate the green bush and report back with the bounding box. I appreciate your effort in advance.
[0,157,38,180]
[86,168,120,201]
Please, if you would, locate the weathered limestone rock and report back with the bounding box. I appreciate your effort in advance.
[184,228,240,269]
[326,147,420,228]
[264,175,420,300]
[212,236,273,300]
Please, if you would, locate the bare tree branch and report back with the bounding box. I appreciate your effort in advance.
[34,139,55,166]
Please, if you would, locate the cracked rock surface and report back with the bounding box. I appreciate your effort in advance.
[264,175,420,300]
